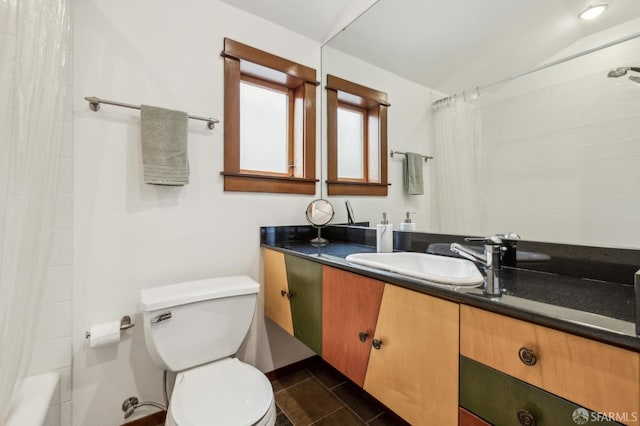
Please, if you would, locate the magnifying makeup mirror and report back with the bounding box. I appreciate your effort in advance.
[305,199,335,246]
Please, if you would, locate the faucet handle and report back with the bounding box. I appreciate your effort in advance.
[465,233,520,245]
[497,232,521,241]
[464,235,504,245]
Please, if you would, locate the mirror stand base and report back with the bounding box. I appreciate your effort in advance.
[311,228,328,246]
[310,236,329,247]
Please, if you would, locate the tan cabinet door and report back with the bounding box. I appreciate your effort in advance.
[364,285,459,426]
[322,266,385,387]
[263,249,293,335]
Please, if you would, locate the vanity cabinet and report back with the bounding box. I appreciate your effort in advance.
[322,266,385,387]
[364,284,459,426]
[263,248,640,426]
[263,249,322,354]
[460,305,640,426]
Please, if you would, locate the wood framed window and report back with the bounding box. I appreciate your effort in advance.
[221,38,319,194]
[326,75,389,196]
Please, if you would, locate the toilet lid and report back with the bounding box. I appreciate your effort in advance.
[171,358,273,426]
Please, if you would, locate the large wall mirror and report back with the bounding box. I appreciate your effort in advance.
[321,0,640,249]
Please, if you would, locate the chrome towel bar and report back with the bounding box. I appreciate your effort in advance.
[390,150,434,162]
[84,96,220,129]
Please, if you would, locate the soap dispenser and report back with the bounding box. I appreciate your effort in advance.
[399,212,416,231]
[376,212,393,253]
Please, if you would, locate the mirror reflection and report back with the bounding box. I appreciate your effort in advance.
[322,0,640,248]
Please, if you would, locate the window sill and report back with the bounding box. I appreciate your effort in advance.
[221,172,317,194]
[326,180,389,196]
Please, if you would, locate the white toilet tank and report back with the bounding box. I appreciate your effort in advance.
[139,276,260,372]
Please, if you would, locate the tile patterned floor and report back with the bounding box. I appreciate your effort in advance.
[271,358,410,426]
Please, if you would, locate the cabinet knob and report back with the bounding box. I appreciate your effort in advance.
[518,347,538,366]
[517,409,536,426]
[358,331,368,342]
[280,289,292,299]
[372,339,382,350]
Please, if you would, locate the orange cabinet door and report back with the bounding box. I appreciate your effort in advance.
[322,266,384,387]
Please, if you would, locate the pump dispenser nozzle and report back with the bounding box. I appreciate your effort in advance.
[400,212,417,231]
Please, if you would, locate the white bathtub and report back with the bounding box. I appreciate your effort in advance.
[5,372,60,426]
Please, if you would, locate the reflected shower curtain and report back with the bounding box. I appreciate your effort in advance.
[0,0,70,421]
[432,99,484,234]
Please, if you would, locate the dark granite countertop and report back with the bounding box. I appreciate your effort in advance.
[261,237,639,352]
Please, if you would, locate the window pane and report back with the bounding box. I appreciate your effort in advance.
[337,107,364,179]
[240,81,288,174]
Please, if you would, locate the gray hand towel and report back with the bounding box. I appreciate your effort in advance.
[140,105,189,185]
[403,152,424,195]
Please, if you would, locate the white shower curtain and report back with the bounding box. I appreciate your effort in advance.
[432,99,484,235]
[0,0,70,421]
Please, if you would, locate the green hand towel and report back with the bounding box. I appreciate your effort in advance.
[403,152,424,195]
[141,105,189,185]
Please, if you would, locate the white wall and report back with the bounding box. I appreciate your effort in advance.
[479,20,640,248]
[322,46,435,230]
[72,1,322,424]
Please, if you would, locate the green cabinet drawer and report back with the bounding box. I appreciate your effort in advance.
[285,254,322,354]
[460,356,620,426]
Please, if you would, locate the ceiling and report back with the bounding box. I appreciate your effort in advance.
[218,0,377,43]
[220,0,640,94]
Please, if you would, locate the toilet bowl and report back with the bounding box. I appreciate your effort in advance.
[140,276,275,426]
[166,358,276,426]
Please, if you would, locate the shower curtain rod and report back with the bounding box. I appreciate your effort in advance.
[84,96,220,129]
[432,31,640,107]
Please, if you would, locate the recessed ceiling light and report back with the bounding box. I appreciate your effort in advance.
[579,3,608,20]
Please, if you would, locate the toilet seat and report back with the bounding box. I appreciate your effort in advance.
[169,357,274,426]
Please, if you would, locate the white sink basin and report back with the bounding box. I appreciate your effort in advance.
[345,252,483,286]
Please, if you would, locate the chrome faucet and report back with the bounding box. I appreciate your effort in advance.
[450,233,520,297]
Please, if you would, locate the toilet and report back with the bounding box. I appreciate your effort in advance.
[139,276,276,426]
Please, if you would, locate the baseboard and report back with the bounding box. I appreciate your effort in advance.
[264,355,320,381]
[121,410,167,426]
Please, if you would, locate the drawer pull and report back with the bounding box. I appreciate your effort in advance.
[372,339,382,350]
[518,347,538,366]
[517,409,536,426]
[358,331,368,342]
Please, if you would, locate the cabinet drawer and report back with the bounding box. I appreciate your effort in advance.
[461,356,620,426]
[460,306,640,425]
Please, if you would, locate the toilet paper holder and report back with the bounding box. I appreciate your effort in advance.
[85,315,135,339]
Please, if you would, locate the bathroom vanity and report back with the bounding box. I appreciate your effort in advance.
[261,225,640,426]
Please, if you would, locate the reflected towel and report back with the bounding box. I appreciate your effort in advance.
[403,152,424,195]
[140,105,189,185]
